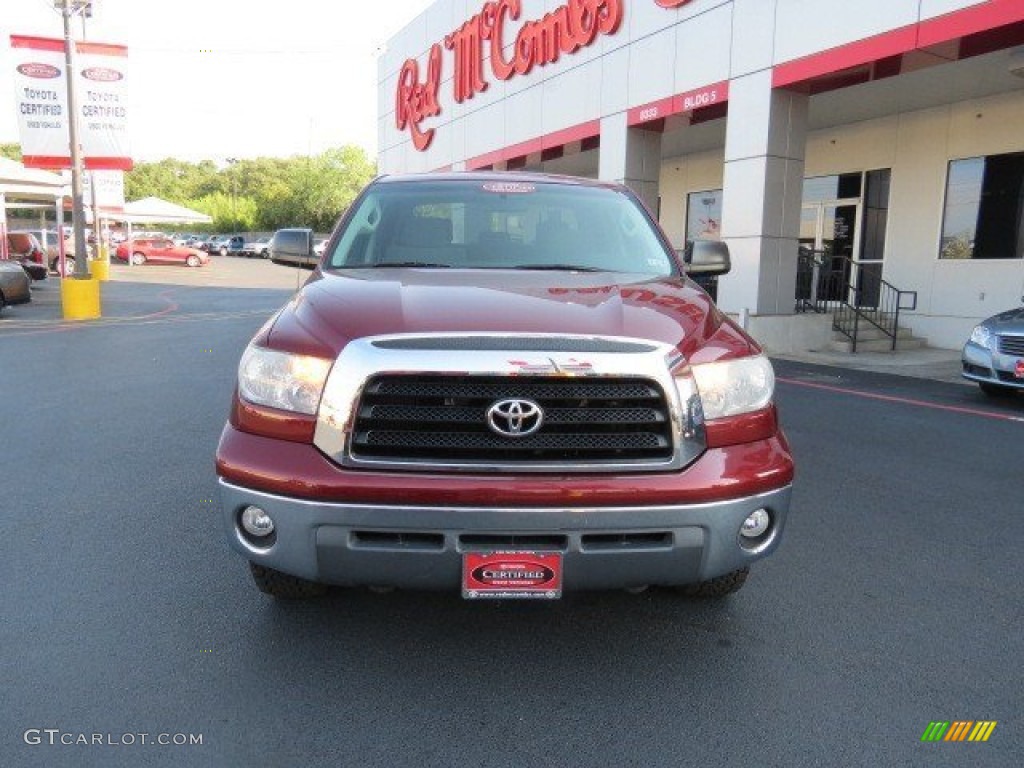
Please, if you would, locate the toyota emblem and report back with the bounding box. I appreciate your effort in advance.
[486,398,544,438]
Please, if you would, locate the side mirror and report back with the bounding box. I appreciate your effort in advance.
[270,228,316,270]
[684,239,731,276]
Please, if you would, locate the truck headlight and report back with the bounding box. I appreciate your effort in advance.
[238,345,333,415]
[690,355,775,420]
[968,325,993,349]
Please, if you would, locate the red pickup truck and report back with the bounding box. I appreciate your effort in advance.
[215,172,793,600]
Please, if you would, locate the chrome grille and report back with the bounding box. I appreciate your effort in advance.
[350,375,673,464]
[997,334,1024,356]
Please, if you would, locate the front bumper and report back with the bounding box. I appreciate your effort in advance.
[219,480,791,591]
[962,342,1024,390]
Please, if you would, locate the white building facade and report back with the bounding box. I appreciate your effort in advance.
[378,0,1024,350]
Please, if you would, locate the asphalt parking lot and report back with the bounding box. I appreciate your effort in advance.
[2,259,1021,767]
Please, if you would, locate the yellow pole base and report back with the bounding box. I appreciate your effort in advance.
[90,259,110,282]
[61,276,102,320]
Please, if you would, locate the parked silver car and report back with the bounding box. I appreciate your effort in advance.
[962,302,1024,396]
[0,259,32,313]
[241,237,272,258]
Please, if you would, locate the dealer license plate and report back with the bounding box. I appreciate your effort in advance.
[462,551,563,599]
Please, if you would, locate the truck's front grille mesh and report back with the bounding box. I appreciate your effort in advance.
[350,375,674,465]
[998,334,1024,356]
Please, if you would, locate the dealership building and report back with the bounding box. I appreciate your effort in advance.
[377,0,1024,351]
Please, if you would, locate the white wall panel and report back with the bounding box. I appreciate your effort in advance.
[628,0,683,42]
[447,116,467,169]
[774,0,919,64]
[598,112,628,180]
[730,0,775,78]
[388,12,430,69]
[379,71,398,125]
[423,0,458,52]
[628,28,677,107]
[930,261,1024,322]
[947,92,1024,160]
[723,70,774,162]
[464,104,506,159]
[918,0,988,22]
[542,65,602,135]
[674,3,733,94]
[600,45,631,116]
[803,117,899,177]
[420,118,453,172]
[504,87,544,148]
[884,106,949,315]
[722,156,771,237]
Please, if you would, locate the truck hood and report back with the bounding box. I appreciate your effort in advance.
[266,269,754,363]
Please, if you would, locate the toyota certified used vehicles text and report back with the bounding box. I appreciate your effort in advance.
[216,173,794,600]
[962,300,1024,396]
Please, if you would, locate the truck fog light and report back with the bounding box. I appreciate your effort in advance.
[240,506,275,537]
[740,508,771,539]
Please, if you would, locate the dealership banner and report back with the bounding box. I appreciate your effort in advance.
[9,35,132,170]
[83,170,125,213]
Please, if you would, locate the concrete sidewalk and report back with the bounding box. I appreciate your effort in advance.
[773,346,967,385]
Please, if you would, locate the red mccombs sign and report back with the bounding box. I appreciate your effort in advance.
[395,0,695,151]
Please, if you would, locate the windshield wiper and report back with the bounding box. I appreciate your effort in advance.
[372,261,452,268]
[510,264,607,272]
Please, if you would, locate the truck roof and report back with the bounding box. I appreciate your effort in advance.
[374,171,622,190]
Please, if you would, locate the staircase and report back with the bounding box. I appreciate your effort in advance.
[796,249,920,354]
[826,312,927,353]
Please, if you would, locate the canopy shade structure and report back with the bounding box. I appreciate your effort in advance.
[121,196,212,225]
[0,157,68,202]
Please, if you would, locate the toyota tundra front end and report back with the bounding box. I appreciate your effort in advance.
[215,172,794,599]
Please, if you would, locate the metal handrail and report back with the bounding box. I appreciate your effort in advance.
[795,248,917,352]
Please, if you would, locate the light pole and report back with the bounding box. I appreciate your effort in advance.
[226,157,238,231]
[60,0,91,279]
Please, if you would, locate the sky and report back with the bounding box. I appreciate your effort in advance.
[1,0,435,164]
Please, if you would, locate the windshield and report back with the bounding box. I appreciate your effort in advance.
[325,179,677,275]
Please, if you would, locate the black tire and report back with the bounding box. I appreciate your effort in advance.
[131,252,146,266]
[675,567,749,598]
[979,382,1014,397]
[248,562,327,599]
[0,290,6,315]
[186,254,200,267]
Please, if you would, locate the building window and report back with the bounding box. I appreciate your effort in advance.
[802,172,862,203]
[860,169,890,262]
[940,151,1024,260]
[685,189,722,241]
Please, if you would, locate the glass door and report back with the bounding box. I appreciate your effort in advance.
[800,200,862,304]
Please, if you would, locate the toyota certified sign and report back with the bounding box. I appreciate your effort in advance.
[9,34,132,170]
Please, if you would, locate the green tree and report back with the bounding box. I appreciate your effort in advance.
[186,191,259,232]
[123,145,376,232]
[0,143,23,162]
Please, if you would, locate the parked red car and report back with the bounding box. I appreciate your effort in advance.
[115,238,209,267]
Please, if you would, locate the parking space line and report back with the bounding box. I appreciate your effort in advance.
[777,376,1024,423]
